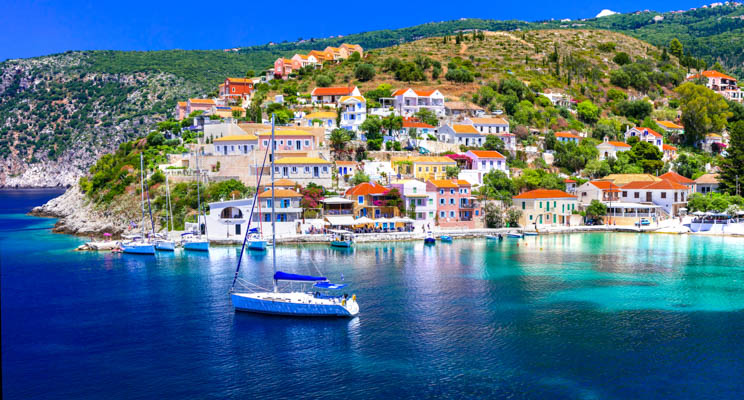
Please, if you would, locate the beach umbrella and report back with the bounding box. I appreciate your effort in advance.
[103,233,112,237]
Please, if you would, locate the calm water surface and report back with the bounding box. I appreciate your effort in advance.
[3,189,744,399]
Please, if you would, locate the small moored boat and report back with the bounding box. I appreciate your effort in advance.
[439,235,452,242]
[247,228,267,251]
[507,232,523,239]
[424,231,436,245]
[330,230,354,248]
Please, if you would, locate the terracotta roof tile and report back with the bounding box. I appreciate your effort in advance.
[659,171,694,185]
[345,182,388,196]
[311,86,356,96]
[513,189,576,199]
[469,150,505,158]
[258,189,302,198]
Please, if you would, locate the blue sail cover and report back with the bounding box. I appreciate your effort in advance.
[248,227,259,233]
[314,282,347,290]
[274,271,327,282]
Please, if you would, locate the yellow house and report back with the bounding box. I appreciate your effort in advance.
[391,156,457,181]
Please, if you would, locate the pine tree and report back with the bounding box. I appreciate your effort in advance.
[718,121,744,195]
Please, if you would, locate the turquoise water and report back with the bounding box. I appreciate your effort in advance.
[3,189,744,399]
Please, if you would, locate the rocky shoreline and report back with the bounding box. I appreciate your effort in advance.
[29,184,141,236]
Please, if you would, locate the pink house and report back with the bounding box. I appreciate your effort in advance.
[274,58,295,80]
[186,98,215,115]
[257,129,317,151]
[175,101,187,120]
[426,179,480,229]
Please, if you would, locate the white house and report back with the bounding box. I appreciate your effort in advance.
[624,127,663,151]
[338,95,366,132]
[701,133,724,153]
[597,137,632,160]
[212,134,258,156]
[576,180,621,206]
[539,92,572,108]
[694,173,719,194]
[310,86,360,105]
[400,120,435,138]
[465,117,510,134]
[203,198,256,238]
[362,161,396,183]
[291,53,318,69]
[619,179,690,216]
[438,124,484,146]
[301,111,337,129]
[390,88,445,117]
[256,188,304,223]
[513,189,579,227]
[555,131,581,144]
[272,156,332,187]
[459,150,509,185]
[686,70,743,103]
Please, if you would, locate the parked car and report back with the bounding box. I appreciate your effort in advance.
[635,218,651,226]
[585,218,602,226]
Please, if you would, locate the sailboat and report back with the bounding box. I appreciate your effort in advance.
[230,115,359,317]
[247,154,267,251]
[183,145,209,252]
[155,173,176,251]
[121,153,156,255]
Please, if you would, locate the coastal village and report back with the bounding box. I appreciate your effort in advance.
[132,40,744,242]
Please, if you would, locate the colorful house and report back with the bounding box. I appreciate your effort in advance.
[426,179,480,229]
[619,180,690,216]
[176,101,188,120]
[272,156,332,187]
[311,86,361,105]
[694,174,719,194]
[338,95,366,132]
[464,150,508,174]
[340,43,363,58]
[273,58,295,79]
[291,54,319,70]
[465,117,510,134]
[576,180,622,206]
[257,130,317,151]
[335,160,358,182]
[302,111,337,129]
[702,133,724,153]
[597,137,632,160]
[391,156,457,181]
[438,124,484,146]
[624,127,663,151]
[662,144,678,161]
[513,189,578,228]
[344,182,399,219]
[213,134,258,155]
[389,179,436,221]
[391,88,445,117]
[656,120,684,136]
[686,70,743,102]
[555,131,581,144]
[186,98,216,116]
[219,78,254,105]
[400,120,434,137]
[257,189,304,222]
[659,171,695,191]
[309,50,333,63]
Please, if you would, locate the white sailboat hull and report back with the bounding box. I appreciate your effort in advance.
[155,240,175,251]
[231,292,359,317]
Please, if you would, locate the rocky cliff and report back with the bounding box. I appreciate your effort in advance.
[30,183,150,237]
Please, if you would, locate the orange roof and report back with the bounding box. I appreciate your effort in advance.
[689,70,737,81]
[177,101,187,107]
[662,144,677,151]
[604,140,631,148]
[469,150,505,159]
[589,181,620,190]
[565,179,576,183]
[637,127,663,138]
[451,124,479,134]
[469,117,509,125]
[513,189,576,199]
[226,77,253,84]
[455,179,471,186]
[403,121,434,129]
[555,131,581,139]
[622,180,688,190]
[656,120,684,130]
[659,171,694,185]
[345,182,388,196]
[258,189,302,198]
[335,160,357,165]
[189,98,215,104]
[428,179,460,189]
[392,88,437,97]
[312,86,356,96]
[272,179,297,187]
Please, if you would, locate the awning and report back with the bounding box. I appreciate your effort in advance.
[274,271,326,282]
[321,197,353,204]
[324,215,355,226]
[354,216,375,224]
[314,282,347,290]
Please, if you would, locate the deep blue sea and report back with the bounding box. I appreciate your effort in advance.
[3,189,744,399]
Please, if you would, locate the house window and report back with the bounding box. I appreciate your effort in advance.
[440,211,445,218]
[305,140,310,147]
[475,210,479,216]
[304,167,310,173]
[263,140,269,147]
[482,161,486,168]
[522,202,526,210]
[634,192,640,199]
[661,192,666,199]
[322,166,328,173]
[450,198,455,205]
[440,199,445,205]
[358,196,364,204]
[413,187,417,193]
[539,201,542,209]
[429,212,434,218]
[274,167,279,173]
[419,167,422,172]
[287,140,293,147]
[450,189,455,194]
[428,199,433,205]
[622,191,627,197]
[291,167,297,174]
[266,199,273,208]
[449,211,455,218]
[439,189,444,195]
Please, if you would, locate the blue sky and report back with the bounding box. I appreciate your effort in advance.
[1,0,707,61]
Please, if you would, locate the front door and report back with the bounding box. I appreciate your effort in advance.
[646,192,652,202]
[235,224,241,236]
[296,140,302,150]
[313,167,319,177]
[283,167,289,177]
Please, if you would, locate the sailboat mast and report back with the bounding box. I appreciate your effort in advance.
[196,145,202,238]
[166,174,173,233]
[140,153,146,238]
[271,114,277,293]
